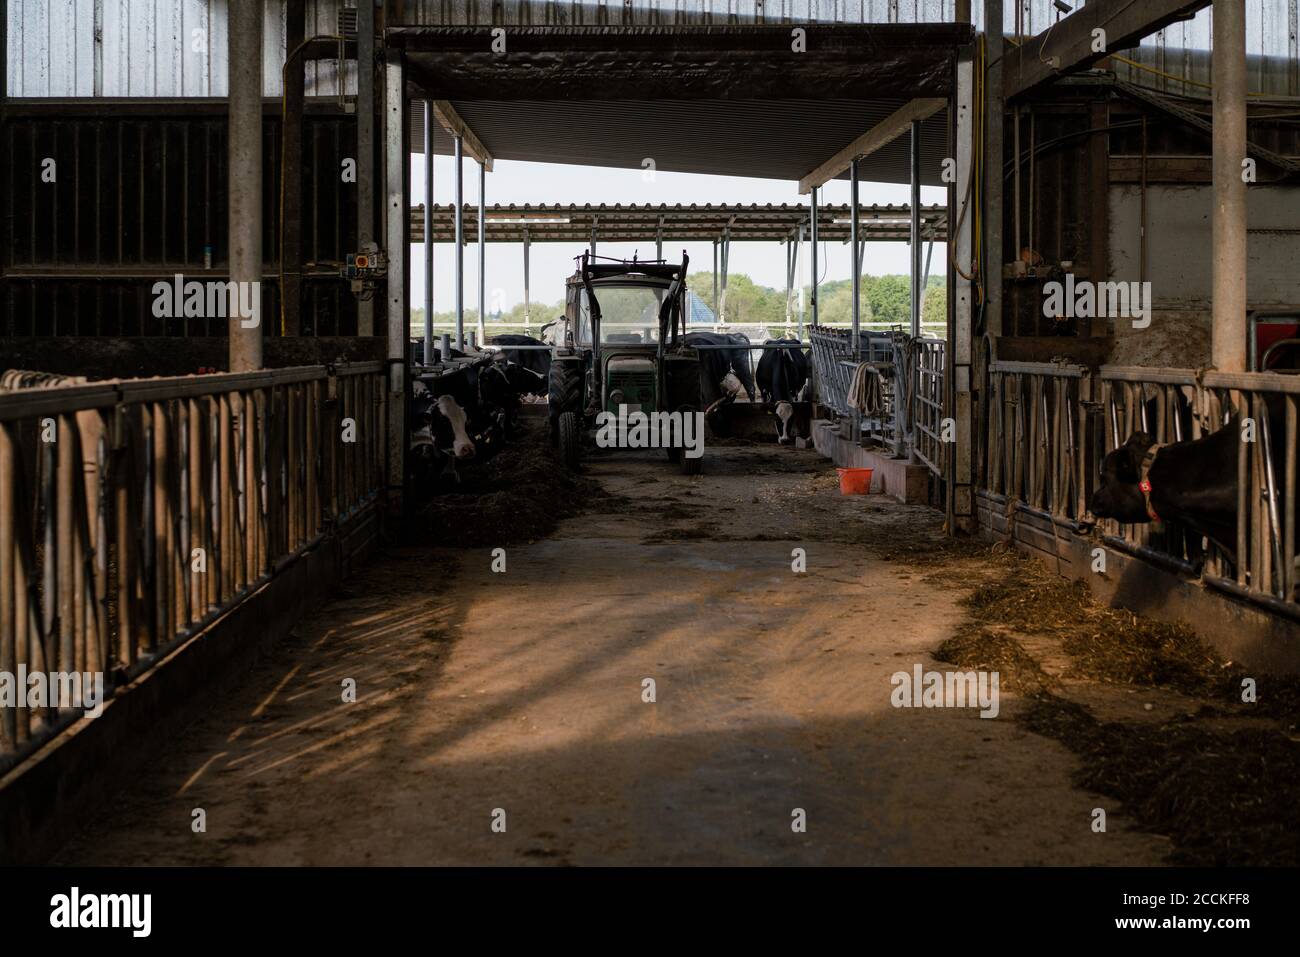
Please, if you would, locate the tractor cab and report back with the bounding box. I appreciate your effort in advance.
[548,253,705,474]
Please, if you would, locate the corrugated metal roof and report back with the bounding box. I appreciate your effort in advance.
[687,290,716,325]
[409,202,948,241]
[411,99,950,185]
[8,1,1299,99]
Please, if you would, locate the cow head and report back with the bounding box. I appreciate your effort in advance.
[774,401,794,444]
[1087,431,1158,524]
[435,395,477,459]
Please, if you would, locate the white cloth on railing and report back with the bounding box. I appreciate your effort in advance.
[847,362,885,416]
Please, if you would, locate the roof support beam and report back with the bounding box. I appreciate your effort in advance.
[1004,0,1211,100]
[430,99,494,171]
[799,98,945,195]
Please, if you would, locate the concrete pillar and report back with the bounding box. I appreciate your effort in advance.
[453,135,464,351]
[423,101,434,365]
[384,51,408,501]
[477,162,487,343]
[227,0,263,372]
[1212,0,1248,373]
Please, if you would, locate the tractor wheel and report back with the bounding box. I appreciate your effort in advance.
[679,451,703,476]
[558,411,581,471]
[548,361,583,447]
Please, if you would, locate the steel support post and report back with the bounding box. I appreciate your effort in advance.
[453,135,464,350]
[478,161,487,343]
[423,100,434,365]
[282,0,305,337]
[523,229,531,330]
[949,45,977,533]
[810,189,820,327]
[357,0,376,336]
[984,0,1005,336]
[712,239,719,314]
[910,118,923,337]
[850,158,861,359]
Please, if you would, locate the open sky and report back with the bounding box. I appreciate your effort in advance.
[409,155,948,315]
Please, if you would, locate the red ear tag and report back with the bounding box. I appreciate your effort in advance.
[1138,479,1152,493]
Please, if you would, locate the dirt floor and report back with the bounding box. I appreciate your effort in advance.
[53,428,1298,866]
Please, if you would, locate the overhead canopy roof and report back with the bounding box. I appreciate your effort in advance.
[409,203,949,244]
[409,99,950,187]
[394,24,968,186]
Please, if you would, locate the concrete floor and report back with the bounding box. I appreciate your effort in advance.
[56,445,1169,865]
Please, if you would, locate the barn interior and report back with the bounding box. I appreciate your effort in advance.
[2,0,1299,871]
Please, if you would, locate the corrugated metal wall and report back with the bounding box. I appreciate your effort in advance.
[5,0,356,97]
[0,107,359,336]
[8,2,1300,99]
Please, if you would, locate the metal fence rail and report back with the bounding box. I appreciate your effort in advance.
[0,363,386,770]
[982,359,1090,522]
[979,358,1300,621]
[1099,366,1300,615]
[809,326,945,473]
[909,337,948,479]
[808,325,902,448]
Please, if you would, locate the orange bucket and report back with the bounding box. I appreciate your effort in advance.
[837,467,873,495]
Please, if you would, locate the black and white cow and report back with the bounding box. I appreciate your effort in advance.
[489,334,551,398]
[417,361,507,463]
[478,356,547,438]
[411,339,471,364]
[755,338,810,404]
[683,332,757,404]
[409,384,479,491]
[773,401,814,447]
[1086,400,1294,563]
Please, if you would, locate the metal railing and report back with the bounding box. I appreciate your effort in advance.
[1098,366,1299,615]
[982,359,1090,522]
[979,358,1300,620]
[909,337,948,479]
[0,363,387,770]
[808,325,903,449]
[809,326,945,472]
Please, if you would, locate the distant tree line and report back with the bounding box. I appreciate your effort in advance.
[410,272,947,333]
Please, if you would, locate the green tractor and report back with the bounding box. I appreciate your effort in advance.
[548,252,705,475]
